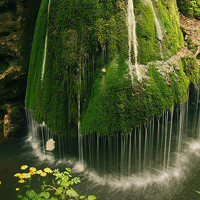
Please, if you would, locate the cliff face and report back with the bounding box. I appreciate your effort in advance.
[0,0,41,140]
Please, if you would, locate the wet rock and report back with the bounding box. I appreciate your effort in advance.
[3,105,26,140]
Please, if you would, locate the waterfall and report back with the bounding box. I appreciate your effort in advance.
[41,0,51,81]
[146,0,163,59]
[25,88,200,189]
[78,62,83,164]
[127,0,141,82]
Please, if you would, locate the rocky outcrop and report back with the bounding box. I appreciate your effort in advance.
[0,0,41,141]
[0,0,23,68]
[180,12,200,57]
[2,104,26,139]
[0,0,25,105]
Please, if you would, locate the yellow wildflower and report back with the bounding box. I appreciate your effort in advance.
[19,173,25,179]
[29,171,36,175]
[36,170,43,175]
[22,173,31,179]
[14,173,21,177]
[29,167,36,172]
[15,188,19,191]
[18,179,25,183]
[40,172,47,177]
[0,181,1,185]
[21,165,28,170]
[44,167,53,173]
[56,173,62,177]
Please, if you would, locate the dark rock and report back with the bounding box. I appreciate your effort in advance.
[3,105,26,139]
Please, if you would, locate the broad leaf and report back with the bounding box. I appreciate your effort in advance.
[66,188,79,197]
[88,195,96,200]
[50,197,58,200]
[21,198,29,200]
[26,190,36,198]
[80,195,86,199]
[39,192,50,199]
[60,180,70,187]
[54,187,63,195]
[17,195,23,199]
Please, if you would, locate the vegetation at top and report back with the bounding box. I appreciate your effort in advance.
[177,0,200,19]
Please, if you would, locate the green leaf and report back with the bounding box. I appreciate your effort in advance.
[66,188,79,197]
[60,180,70,187]
[196,190,200,194]
[17,195,23,199]
[26,190,37,198]
[39,192,50,199]
[80,196,86,199]
[88,195,96,200]
[54,187,63,195]
[25,185,30,188]
[21,198,29,200]
[50,197,58,200]
[65,168,71,172]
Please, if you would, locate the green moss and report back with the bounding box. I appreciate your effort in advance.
[81,56,133,135]
[134,1,156,64]
[18,0,41,73]
[25,0,129,135]
[81,58,189,136]
[158,0,184,56]
[25,0,191,136]
[177,0,200,19]
[181,56,200,86]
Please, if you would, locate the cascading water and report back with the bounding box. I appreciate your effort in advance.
[22,87,200,200]
[146,0,163,59]
[127,0,141,82]
[41,0,51,81]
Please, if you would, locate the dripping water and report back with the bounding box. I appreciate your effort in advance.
[23,88,200,199]
[41,0,51,81]
[146,0,163,60]
[127,0,141,82]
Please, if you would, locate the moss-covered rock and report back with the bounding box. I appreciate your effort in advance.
[25,0,197,136]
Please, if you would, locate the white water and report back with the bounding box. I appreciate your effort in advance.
[41,0,51,81]
[78,62,83,164]
[127,0,141,82]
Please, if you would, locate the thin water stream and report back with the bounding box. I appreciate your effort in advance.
[1,87,200,200]
[41,0,51,81]
[127,0,141,82]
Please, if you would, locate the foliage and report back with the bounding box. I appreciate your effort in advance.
[14,165,96,200]
[177,0,200,19]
